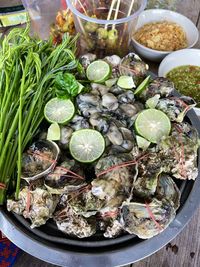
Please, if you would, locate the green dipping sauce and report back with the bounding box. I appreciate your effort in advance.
[166,65,200,107]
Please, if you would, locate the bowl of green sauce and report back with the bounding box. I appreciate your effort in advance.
[158,49,200,115]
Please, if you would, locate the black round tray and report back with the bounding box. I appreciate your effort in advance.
[0,108,200,267]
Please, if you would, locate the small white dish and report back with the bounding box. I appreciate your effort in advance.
[131,9,199,62]
[158,48,200,116]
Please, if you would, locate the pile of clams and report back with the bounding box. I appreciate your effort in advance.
[7,53,199,239]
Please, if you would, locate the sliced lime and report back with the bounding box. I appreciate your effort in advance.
[134,75,151,95]
[44,97,75,125]
[47,123,60,141]
[105,78,118,87]
[135,109,171,143]
[69,129,105,163]
[145,94,160,109]
[117,75,135,89]
[136,135,150,150]
[86,60,111,83]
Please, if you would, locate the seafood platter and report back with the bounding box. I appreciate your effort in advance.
[0,0,200,266]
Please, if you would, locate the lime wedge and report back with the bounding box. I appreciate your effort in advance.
[136,135,150,150]
[135,109,171,143]
[47,123,60,141]
[44,97,75,124]
[145,94,160,109]
[69,129,105,163]
[117,76,135,89]
[86,60,111,83]
[77,82,84,94]
[134,75,151,95]
[105,78,118,87]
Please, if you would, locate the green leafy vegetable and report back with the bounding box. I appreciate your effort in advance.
[54,72,82,99]
[0,26,80,204]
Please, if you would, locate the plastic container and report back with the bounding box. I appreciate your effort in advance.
[66,0,147,57]
[21,0,65,40]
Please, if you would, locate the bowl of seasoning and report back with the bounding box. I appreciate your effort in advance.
[131,9,199,62]
[158,48,200,115]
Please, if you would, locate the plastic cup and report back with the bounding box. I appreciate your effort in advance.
[66,0,147,57]
[22,0,62,40]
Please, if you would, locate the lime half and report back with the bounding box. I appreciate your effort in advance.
[86,60,111,83]
[117,76,136,89]
[69,129,105,163]
[134,75,151,95]
[47,123,60,141]
[44,98,75,125]
[135,109,171,143]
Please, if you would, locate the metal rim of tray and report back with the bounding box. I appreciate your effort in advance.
[0,109,200,267]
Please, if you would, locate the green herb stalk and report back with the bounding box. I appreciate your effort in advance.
[0,26,81,204]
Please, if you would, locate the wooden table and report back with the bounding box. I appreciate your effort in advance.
[1,0,199,266]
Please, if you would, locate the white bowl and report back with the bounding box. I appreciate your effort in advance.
[158,48,200,116]
[131,9,199,62]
